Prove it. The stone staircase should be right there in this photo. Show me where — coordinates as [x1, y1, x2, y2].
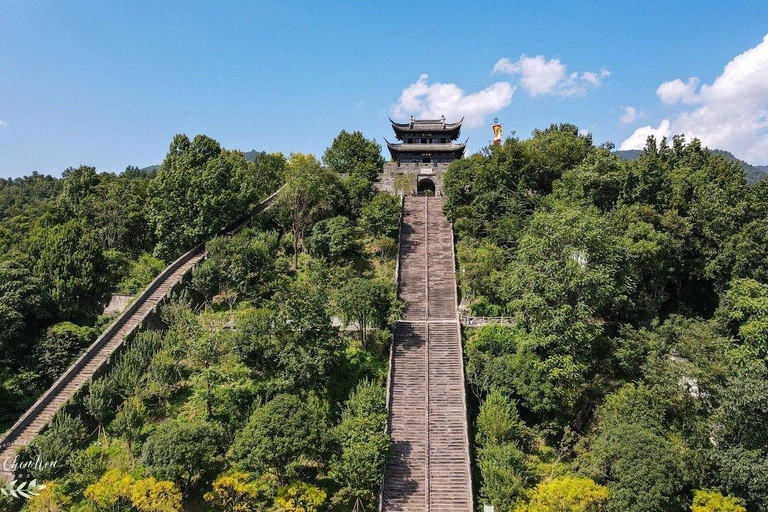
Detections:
[381, 196, 473, 511]
[0, 249, 203, 482]
[0, 190, 281, 482]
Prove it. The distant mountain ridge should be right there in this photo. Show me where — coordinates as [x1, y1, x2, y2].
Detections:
[134, 149, 265, 176]
[615, 149, 768, 185]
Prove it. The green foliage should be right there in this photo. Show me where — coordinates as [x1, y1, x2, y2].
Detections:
[342, 174, 375, 217]
[322, 130, 385, 179]
[457, 239, 505, 303]
[56, 165, 156, 257]
[193, 229, 282, 304]
[230, 394, 327, 485]
[577, 384, 693, 512]
[38, 321, 98, 382]
[476, 391, 531, 449]
[0, 258, 49, 353]
[84, 378, 114, 434]
[329, 381, 389, 508]
[691, 490, 746, 512]
[117, 253, 165, 294]
[148, 134, 281, 259]
[29, 412, 88, 480]
[523, 123, 594, 194]
[29, 219, 111, 322]
[306, 215, 362, 264]
[336, 277, 394, 347]
[709, 363, 768, 509]
[716, 278, 768, 358]
[141, 418, 224, 491]
[360, 193, 401, 239]
[275, 153, 342, 269]
[479, 442, 536, 510]
[0, 172, 62, 231]
[517, 477, 609, 512]
[270, 279, 345, 391]
[495, 202, 631, 418]
[476, 390, 537, 510]
[110, 396, 147, 452]
[274, 481, 327, 512]
[204, 471, 274, 512]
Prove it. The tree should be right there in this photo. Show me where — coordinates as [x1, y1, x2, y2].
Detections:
[343, 174, 375, 217]
[306, 216, 362, 264]
[274, 482, 327, 512]
[496, 203, 630, 418]
[323, 130, 385, 180]
[141, 418, 223, 492]
[518, 477, 609, 512]
[577, 385, 692, 512]
[275, 153, 341, 270]
[84, 468, 135, 509]
[336, 278, 392, 347]
[716, 278, 768, 359]
[85, 469, 183, 512]
[478, 442, 535, 510]
[185, 327, 235, 419]
[691, 490, 745, 512]
[475, 391, 536, 510]
[117, 253, 165, 294]
[271, 280, 344, 391]
[129, 477, 184, 512]
[110, 396, 147, 454]
[195, 229, 282, 302]
[38, 322, 98, 382]
[476, 391, 531, 449]
[30, 412, 87, 480]
[84, 378, 114, 438]
[230, 394, 327, 485]
[29, 219, 111, 322]
[522, 123, 594, 194]
[204, 471, 274, 512]
[710, 363, 768, 509]
[148, 134, 277, 260]
[0, 258, 49, 354]
[329, 381, 390, 508]
[360, 193, 401, 239]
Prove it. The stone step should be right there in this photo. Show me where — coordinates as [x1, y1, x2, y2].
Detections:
[382, 196, 472, 511]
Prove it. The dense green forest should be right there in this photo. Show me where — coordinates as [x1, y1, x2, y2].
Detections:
[3, 124, 768, 511]
[0, 131, 401, 511]
[446, 125, 768, 511]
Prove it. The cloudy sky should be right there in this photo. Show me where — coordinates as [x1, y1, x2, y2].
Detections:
[2, 1, 768, 178]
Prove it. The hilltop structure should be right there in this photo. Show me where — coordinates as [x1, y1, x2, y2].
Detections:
[377, 116, 466, 195]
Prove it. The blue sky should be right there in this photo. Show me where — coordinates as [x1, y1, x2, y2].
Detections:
[2, 1, 768, 178]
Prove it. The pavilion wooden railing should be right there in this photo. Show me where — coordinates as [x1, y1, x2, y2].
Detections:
[459, 314, 515, 327]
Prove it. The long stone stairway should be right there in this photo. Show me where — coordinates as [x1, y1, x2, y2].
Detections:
[0, 190, 280, 483]
[381, 196, 473, 511]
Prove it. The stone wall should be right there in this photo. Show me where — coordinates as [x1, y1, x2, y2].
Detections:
[376, 162, 450, 195]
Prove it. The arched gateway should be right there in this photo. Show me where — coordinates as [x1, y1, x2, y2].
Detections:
[417, 177, 436, 195]
[376, 115, 467, 196]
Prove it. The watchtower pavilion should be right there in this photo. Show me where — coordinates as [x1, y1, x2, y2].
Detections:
[377, 115, 467, 195]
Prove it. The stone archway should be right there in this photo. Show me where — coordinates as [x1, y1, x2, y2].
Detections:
[417, 177, 436, 196]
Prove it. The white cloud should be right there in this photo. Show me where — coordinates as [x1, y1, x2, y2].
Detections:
[0, 120, 6, 127]
[391, 74, 515, 128]
[493, 55, 609, 97]
[656, 78, 701, 105]
[619, 120, 671, 150]
[620, 106, 644, 124]
[623, 34, 768, 162]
